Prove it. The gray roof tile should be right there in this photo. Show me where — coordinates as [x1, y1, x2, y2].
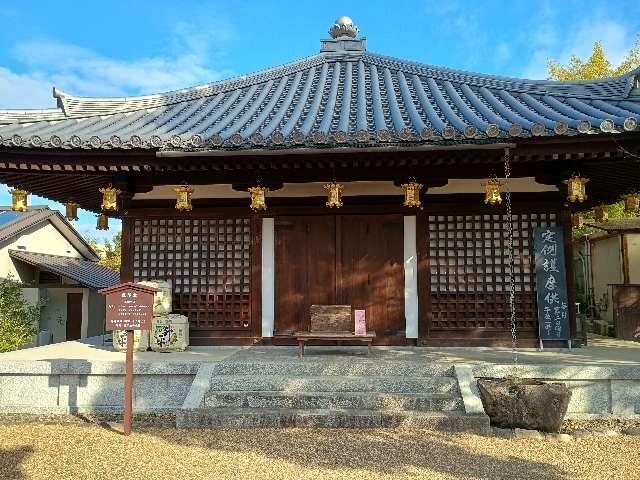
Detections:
[9, 250, 119, 289]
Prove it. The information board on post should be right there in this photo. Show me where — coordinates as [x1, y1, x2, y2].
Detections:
[533, 226, 570, 343]
[99, 282, 157, 435]
[103, 285, 155, 331]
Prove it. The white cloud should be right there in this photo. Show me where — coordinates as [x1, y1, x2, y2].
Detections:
[0, 67, 53, 108]
[0, 20, 235, 109]
[521, 10, 636, 79]
[495, 43, 512, 64]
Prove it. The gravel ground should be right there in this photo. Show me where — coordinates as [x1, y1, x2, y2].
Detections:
[0, 424, 638, 480]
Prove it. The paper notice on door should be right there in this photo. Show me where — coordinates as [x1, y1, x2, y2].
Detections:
[354, 309, 366, 336]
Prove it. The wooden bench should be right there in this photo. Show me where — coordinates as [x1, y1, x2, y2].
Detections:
[295, 305, 376, 358]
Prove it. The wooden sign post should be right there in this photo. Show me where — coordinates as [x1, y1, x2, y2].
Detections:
[99, 282, 156, 435]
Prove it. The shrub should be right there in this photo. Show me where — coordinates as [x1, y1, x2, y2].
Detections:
[0, 277, 43, 352]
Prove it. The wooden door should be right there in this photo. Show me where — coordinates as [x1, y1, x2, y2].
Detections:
[66, 293, 83, 340]
[274, 214, 405, 341]
[338, 215, 405, 337]
[274, 216, 336, 334]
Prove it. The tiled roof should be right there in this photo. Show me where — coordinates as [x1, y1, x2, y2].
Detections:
[0, 207, 99, 260]
[0, 35, 638, 152]
[0, 208, 57, 243]
[9, 250, 120, 289]
[585, 218, 640, 232]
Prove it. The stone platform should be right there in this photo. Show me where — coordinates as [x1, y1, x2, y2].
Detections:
[176, 348, 488, 430]
[0, 336, 638, 428]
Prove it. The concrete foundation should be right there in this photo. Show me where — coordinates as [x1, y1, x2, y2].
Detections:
[0, 338, 638, 426]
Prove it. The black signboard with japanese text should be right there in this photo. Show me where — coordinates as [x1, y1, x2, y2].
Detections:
[533, 226, 570, 341]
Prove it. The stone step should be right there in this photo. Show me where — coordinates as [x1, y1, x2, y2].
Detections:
[177, 407, 489, 431]
[203, 391, 463, 411]
[207, 375, 459, 394]
[210, 361, 454, 377]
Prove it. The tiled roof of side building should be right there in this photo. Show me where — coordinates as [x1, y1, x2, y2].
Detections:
[8, 250, 120, 289]
[0, 207, 99, 260]
[0, 18, 638, 151]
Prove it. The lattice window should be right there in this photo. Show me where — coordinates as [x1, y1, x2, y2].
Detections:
[427, 213, 557, 332]
[132, 218, 251, 331]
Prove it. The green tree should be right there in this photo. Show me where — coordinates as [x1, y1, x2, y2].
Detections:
[90, 231, 122, 272]
[548, 41, 640, 238]
[547, 40, 640, 80]
[572, 201, 638, 239]
[0, 278, 43, 352]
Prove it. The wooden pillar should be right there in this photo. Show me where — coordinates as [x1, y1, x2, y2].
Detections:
[416, 211, 431, 344]
[120, 214, 134, 283]
[621, 234, 630, 285]
[560, 210, 578, 340]
[250, 214, 263, 340]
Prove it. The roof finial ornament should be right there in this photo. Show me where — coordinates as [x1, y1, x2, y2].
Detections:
[329, 16, 358, 38]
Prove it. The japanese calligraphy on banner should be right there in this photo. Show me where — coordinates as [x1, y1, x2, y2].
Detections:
[533, 227, 570, 341]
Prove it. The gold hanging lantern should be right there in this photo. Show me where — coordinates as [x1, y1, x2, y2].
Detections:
[572, 213, 584, 228]
[64, 201, 79, 221]
[96, 214, 109, 231]
[623, 193, 639, 214]
[10, 188, 28, 212]
[401, 180, 423, 208]
[174, 184, 194, 211]
[248, 186, 269, 212]
[323, 182, 344, 208]
[594, 205, 609, 223]
[99, 185, 121, 212]
[562, 174, 589, 203]
[483, 178, 503, 205]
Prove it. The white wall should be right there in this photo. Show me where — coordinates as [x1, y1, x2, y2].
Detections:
[0, 222, 82, 282]
[627, 233, 640, 284]
[404, 216, 418, 338]
[133, 178, 557, 200]
[591, 236, 624, 324]
[39, 287, 88, 343]
[261, 218, 275, 337]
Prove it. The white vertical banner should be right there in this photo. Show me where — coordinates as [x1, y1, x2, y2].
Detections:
[404, 216, 419, 338]
[261, 218, 275, 337]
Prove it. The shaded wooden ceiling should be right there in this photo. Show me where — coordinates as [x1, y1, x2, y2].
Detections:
[0, 133, 638, 215]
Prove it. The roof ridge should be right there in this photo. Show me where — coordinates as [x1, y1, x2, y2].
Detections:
[363, 51, 633, 99]
[51, 53, 329, 118]
[8, 249, 120, 289]
[3, 48, 635, 126]
[9, 249, 98, 263]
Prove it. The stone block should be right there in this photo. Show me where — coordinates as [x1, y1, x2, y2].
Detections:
[0, 375, 59, 408]
[73, 375, 125, 409]
[611, 380, 640, 416]
[546, 433, 573, 442]
[133, 374, 193, 410]
[563, 380, 610, 414]
[513, 428, 544, 439]
[492, 427, 514, 438]
[478, 377, 571, 432]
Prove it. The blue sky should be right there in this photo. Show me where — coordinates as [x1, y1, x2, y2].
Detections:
[0, 0, 639, 240]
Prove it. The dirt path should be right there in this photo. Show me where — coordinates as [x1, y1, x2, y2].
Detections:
[0, 424, 638, 479]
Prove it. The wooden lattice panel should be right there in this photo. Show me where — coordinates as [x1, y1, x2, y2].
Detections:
[427, 213, 557, 332]
[132, 218, 251, 331]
